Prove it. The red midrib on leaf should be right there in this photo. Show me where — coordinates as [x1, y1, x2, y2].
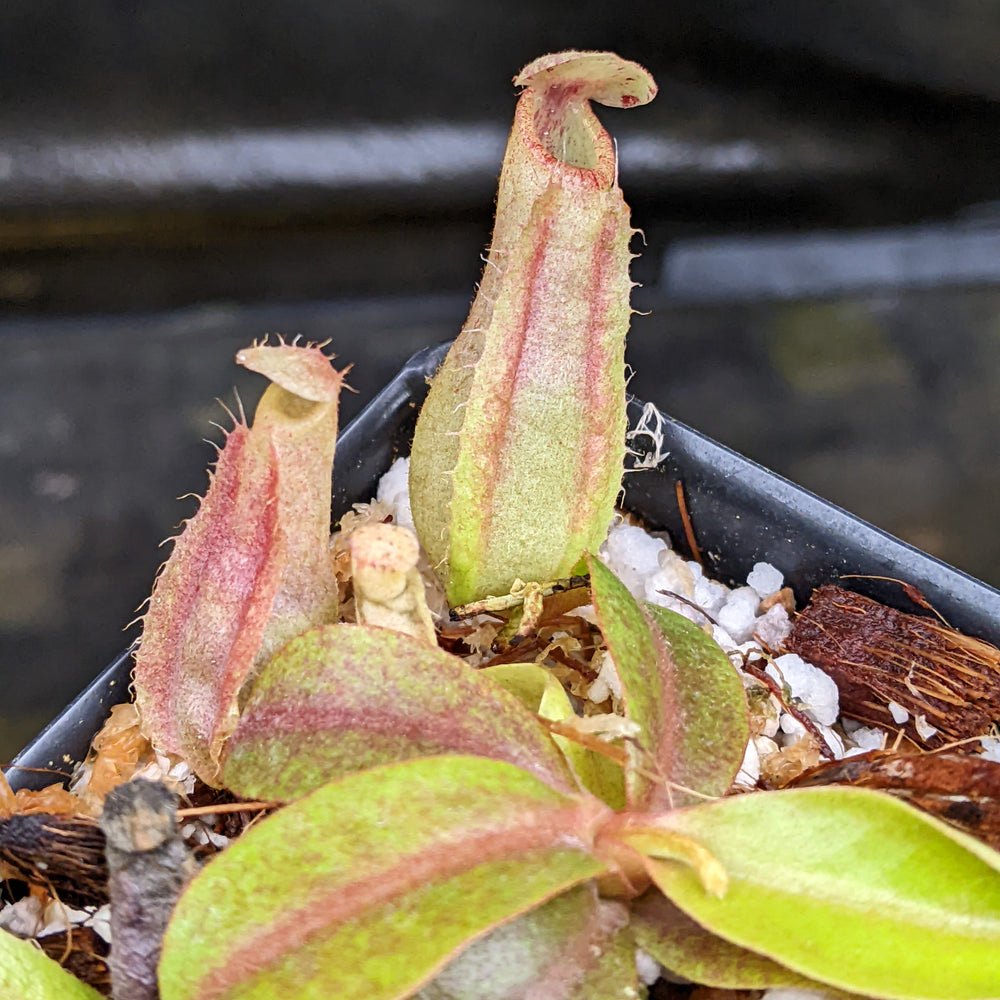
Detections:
[633, 608, 679, 812]
[191, 803, 603, 999]
[231, 693, 574, 792]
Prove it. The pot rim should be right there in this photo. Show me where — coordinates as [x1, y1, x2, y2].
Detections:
[9, 341, 998, 790]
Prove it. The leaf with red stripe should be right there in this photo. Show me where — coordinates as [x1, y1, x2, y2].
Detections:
[134, 343, 344, 784]
[159, 755, 611, 1000]
[222, 624, 579, 801]
[587, 555, 749, 810]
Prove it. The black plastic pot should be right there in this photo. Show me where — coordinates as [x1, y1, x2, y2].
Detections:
[9, 341, 1000, 791]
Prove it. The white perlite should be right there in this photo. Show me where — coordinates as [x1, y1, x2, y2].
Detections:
[888, 700, 910, 724]
[716, 586, 761, 644]
[692, 568, 729, 617]
[914, 714, 939, 741]
[711, 623, 740, 654]
[634, 948, 662, 986]
[599, 522, 669, 599]
[376, 456, 415, 534]
[819, 724, 845, 758]
[644, 549, 697, 610]
[767, 653, 840, 727]
[747, 560, 784, 598]
[753, 603, 792, 648]
[846, 726, 886, 754]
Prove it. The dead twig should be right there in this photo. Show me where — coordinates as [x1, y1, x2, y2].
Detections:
[100, 782, 197, 1000]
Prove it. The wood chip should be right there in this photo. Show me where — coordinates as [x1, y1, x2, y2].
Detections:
[0, 813, 108, 908]
[759, 586, 795, 614]
[785, 585, 1000, 746]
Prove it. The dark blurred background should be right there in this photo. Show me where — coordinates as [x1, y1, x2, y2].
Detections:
[4, 1, 1000, 759]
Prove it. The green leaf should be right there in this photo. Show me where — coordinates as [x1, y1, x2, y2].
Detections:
[414, 884, 636, 1000]
[631, 890, 828, 989]
[587, 555, 749, 811]
[160, 755, 611, 1000]
[0, 929, 103, 1000]
[223, 624, 577, 800]
[641, 786, 1000, 999]
[481, 662, 625, 809]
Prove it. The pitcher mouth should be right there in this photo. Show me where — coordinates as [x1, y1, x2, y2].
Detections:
[513, 50, 657, 189]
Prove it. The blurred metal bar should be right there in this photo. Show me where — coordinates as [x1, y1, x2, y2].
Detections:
[0, 123, 869, 213]
[0, 124, 506, 208]
[662, 222, 1000, 303]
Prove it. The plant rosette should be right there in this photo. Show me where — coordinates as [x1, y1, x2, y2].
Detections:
[3, 50, 1000, 1000]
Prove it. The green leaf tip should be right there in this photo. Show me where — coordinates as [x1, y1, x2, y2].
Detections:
[409, 52, 656, 607]
[642, 785, 1000, 1000]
